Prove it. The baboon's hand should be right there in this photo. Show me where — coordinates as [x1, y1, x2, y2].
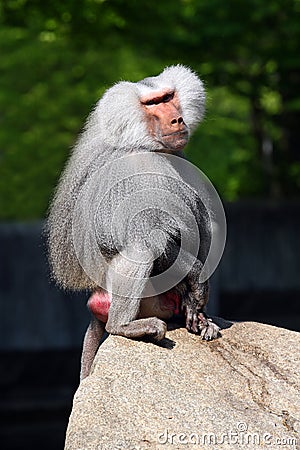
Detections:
[185, 307, 220, 340]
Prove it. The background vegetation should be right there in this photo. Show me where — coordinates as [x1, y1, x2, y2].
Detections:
[0, 0, 299, 219]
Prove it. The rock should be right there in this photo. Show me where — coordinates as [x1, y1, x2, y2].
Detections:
[65, 322, 300, 450]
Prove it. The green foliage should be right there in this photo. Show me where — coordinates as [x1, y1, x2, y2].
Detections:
[0, 0, 299, 219]
[187, 87, 263, 201]
[0, 27, 95, 219]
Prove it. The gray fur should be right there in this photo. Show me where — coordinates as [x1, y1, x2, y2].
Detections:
[47, 65, 205, 290]
[47, 65, 220, 354]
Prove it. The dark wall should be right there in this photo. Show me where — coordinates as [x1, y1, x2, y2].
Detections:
[218, 201, 300, 329]
[0, 201, 299, 450]
[0, 222, 89, 351]
[0, 201, 300, 352]
[221, 201, 300, 292]
[0, 222, 90, 449]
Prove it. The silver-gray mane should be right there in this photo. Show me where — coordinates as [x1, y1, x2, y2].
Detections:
[47, 65, 206, 290]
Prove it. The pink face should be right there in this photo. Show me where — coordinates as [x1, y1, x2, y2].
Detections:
[141, 90, 189, 151]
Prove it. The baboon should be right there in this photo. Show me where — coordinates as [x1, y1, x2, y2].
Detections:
[47, 65, 222, 379]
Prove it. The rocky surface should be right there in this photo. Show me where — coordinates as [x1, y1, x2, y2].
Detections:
[65, 321, 300, 449]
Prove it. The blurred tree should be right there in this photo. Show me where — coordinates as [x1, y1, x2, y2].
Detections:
[0, 0, 299, 219]
[0, 0, 156, 219]
[111, 0, 300, 197]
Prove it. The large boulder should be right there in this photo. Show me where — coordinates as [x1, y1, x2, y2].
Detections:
[65, 322, 300, 449]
